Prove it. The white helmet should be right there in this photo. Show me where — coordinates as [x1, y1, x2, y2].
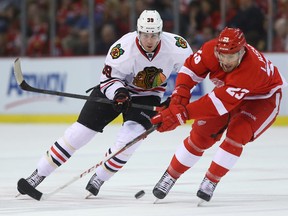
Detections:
[137, 10, 163, 33]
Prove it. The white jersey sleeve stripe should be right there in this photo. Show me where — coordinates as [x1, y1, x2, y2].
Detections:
[208, 91, 228, 115]
[179, 66, 205, 83]
[100, 79, 125, 100]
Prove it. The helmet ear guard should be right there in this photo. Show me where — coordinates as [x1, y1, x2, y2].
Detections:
[137, 10, 163, 34]
[215, 27, 247, 54]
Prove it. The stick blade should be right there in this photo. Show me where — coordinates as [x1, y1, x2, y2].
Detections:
[13, 58, 24, 85]
[17, 178, 43, 201]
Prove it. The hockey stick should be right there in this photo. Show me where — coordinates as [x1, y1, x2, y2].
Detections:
[17, 124, 158, 201]
[13, 58, 159, 112]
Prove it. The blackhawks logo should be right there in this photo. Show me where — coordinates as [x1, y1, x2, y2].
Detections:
[133, 66, 166, 89]
[174, 36, 187, 48]
[110, 43, 125, 59]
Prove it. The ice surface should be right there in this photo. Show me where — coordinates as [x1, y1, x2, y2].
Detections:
[0, 124, 288, 216]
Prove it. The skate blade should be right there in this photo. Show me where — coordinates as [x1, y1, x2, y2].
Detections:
[153, 198, 159, 204]
[15, 193, 21, 198]
[85, 193, 93, 199]
[197, 199, 206, 207]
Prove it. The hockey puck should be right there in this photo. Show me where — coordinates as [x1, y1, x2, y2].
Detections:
[135, 190, 145, 199]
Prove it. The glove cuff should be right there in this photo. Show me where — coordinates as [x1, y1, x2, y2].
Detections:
[171, 85, 191, 106]
[114, 87, 130, 99]
[172, 85, 191, 98]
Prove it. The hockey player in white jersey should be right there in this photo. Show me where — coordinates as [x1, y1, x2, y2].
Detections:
[17, 10, 193, 198]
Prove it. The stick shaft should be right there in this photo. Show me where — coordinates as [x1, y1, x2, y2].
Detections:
[13, 58, 159, 111]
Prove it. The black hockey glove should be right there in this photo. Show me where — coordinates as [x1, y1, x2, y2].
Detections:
[158, 97, 171, 111]
[112, 87, 131, 113]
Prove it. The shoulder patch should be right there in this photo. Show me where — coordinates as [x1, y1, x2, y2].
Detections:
[110, 43, 125, 59]
[174, 36, 187, 49]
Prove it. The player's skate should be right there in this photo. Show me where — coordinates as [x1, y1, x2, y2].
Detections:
[17, 169, 45, 196]
[152, 170, 176, 202]
[85, 173, 104, 198]
[196, 177, 218, 206]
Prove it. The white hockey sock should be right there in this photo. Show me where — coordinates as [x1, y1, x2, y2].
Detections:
[95, 121, 145, 181]
[37, 122, 97, 176]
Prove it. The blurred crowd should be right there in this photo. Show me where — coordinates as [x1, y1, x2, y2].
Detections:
[0, 0, 287, 57]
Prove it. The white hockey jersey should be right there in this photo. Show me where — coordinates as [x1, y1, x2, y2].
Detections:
[99, 31, 193, 100]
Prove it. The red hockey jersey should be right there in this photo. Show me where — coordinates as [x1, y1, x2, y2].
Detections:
[176, 39, 287, 119]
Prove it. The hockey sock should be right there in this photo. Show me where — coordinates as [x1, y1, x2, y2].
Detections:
[168, 137, 203, 179]
[206, 138, 243, 182]
[95, 121, 145, 181]
[37, 122, 96, 176]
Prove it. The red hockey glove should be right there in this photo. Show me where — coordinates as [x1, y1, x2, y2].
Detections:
[170, 85, 191, 106]
[112, 87, 131, 113]
[151, 105, 188, 132]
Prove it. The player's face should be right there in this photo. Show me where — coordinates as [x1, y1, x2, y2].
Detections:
[216, 51, 243, 72]
[138, 32, 160, 52]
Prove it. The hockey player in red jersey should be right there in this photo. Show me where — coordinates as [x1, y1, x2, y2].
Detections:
[16, 10, 192, 199]
[151, 27, 287, 203]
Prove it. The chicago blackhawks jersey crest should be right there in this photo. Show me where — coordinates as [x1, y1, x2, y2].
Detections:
[132, 66, 166, 89]
[99, 31, 193, 100]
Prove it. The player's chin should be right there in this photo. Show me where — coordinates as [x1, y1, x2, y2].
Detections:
[145, 46, 155, 52]
[222, 65, 235, 73]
